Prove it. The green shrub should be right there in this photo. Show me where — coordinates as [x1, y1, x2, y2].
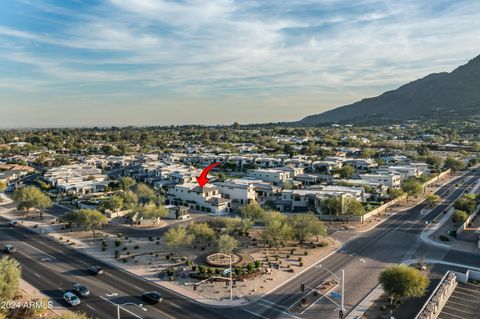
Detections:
[247, 263, 255, 272]
[452, 210, 469, 223]
[115, 240, 122, 247]
[198, 265, 206, 274]
[255, 260, 262, 268]
[114, 250, 120, 259]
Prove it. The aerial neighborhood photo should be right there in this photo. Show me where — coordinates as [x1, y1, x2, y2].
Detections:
[1, 1, 480, 319]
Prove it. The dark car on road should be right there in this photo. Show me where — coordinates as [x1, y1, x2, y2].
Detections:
[142, 291, 163, 304]
[4, 245, 16, 254]
[87, 265, 103, 275]
[8, 220, 18, 227]
[72, 283, 90, 297]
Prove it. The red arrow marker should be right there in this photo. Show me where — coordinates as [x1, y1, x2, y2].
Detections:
[196, 162, 221, 188]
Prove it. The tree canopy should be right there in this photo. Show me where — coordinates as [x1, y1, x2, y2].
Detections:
[0, 256, 21, 302]
[337, 165, 355, 179]
[239, 201, 265, 221]
[444, 156, 466, 172]
[164, 226, 193, 254]
[262, 211, 292, 247]
[217, 234, 239, 255]
[13, 186, 52, 216]
[401, 178, 423, 198]
[379, 264, 429, 304]
[61, 209, 108, 238]
[288, 214, 326, 244]
[134, 183, 155, 204]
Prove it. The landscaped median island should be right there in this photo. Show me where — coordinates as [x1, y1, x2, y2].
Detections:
[50, 213, 340, 303]
[0, 200, 339, 304]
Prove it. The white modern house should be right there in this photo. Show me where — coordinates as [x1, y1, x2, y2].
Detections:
[247, 167, 302, 185]
[214, 179, 256, 205]
[276, 185, 364, 214]
[358, 173, 402, 188]
[167, 183, 231, 214]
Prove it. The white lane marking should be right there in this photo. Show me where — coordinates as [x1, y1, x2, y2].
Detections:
[23, 242, 56, 260]
[100, 296, 145, 319]
[132, 285, 143, 291]
[241, 308, 271, 319]
[360, 258, 366, 263]
[86, 305, 96, 311]
[256, 300, 303, 318]
[257, 298, 288, 310]
[34, 273, 41, 278]
[41, 258, 51, 261]
[105, 293, 119, 297]
[58, 288, 65, 293]
[170, 302, 181, 309]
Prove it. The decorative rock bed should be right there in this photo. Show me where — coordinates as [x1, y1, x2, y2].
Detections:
[205, 252, 241, 267]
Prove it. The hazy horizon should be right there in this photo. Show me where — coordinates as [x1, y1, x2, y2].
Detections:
[2, 0, 480, 128]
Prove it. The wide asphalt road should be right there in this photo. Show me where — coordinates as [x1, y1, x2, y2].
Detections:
[0, 213, 260, 319]
[241, 169, 480, 319]
[1, 170, 478, 319]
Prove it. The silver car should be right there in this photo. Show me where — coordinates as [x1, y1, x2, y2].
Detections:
[63, 292, 81, 306]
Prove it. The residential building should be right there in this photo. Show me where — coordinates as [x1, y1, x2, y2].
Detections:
[358, 173, 402, 188]
[167, 183, 231, 214]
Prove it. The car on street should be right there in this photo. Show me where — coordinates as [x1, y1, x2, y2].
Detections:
[87, 265, 103, 275]
[4, 245, 16, 254]
[63, 292, 81, 306]
[72, 283, 90, 297]
[142, 291, 163, 304]
[8, 220, 18, 227]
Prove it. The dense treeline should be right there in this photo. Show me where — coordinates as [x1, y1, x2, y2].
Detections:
[0, 121, 479, 158]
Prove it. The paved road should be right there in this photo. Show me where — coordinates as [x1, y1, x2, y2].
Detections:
[0, 216, 259, 319]
[1, 170, 478, 319]
[241, 170, 480, 319]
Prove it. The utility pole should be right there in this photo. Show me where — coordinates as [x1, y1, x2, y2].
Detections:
[341, 269, 345, 316]
[229, 254, 233, 301]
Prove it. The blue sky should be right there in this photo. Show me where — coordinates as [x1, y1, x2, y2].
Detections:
[1, 0, 480, 127]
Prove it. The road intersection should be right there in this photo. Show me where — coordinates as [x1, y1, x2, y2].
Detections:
[0, 170, 479, 319]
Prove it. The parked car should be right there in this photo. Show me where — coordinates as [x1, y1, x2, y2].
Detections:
[72, 283, 90, 297]
[4, 245, 16, 254]
[8, 220, 18, 227]
[87, 265, 103, 275]
[142, 291, 163, 304]
[5, 186, 15, 193]
[63, 292, 81, 306]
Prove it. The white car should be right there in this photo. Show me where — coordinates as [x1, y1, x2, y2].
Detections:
[63, 292, 81, 306]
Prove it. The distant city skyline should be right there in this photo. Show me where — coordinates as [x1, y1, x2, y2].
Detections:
[1, 0, 480, 128]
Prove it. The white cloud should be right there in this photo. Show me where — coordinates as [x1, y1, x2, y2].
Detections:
[1, 0, 480, 125]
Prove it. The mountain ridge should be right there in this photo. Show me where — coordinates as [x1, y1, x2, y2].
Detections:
[298, 55, 480, 125]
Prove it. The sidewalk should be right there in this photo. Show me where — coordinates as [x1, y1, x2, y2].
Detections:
[420, 175, 480, 253]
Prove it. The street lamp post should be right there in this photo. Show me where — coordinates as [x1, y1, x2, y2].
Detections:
[229, 254, 233, 301]
[316, 265, 345, 317]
